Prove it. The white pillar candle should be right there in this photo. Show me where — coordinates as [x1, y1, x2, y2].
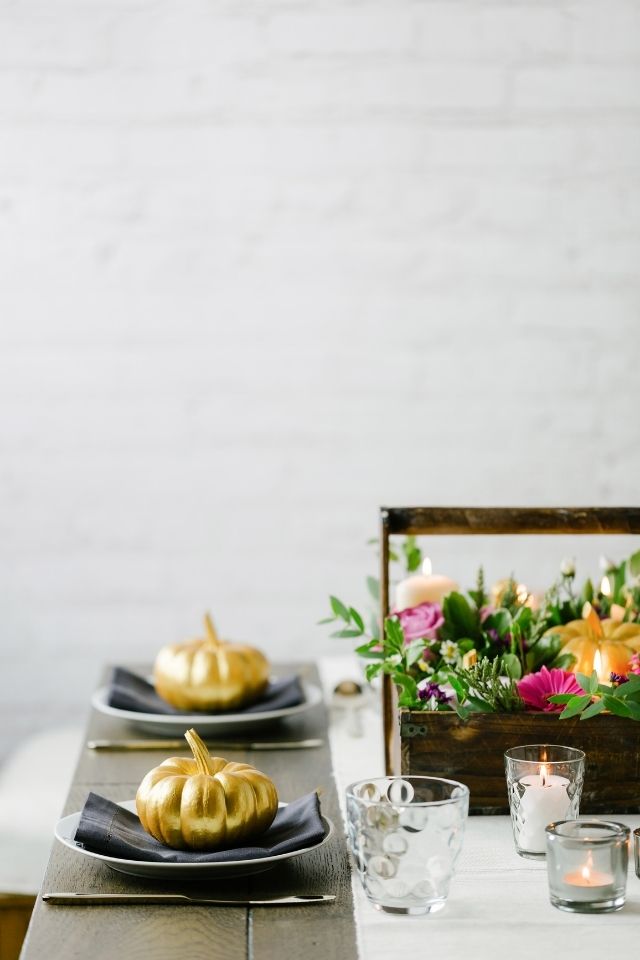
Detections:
[395, 558, 458, 611]
[517, 766, 570, 854]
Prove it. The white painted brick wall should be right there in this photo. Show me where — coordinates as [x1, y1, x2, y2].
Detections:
[0, 0, 639, 758]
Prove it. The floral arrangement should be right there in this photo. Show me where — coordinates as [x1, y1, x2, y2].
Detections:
[321, 540, 640, 721]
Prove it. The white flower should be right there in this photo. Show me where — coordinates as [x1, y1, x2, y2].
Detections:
[387, 654, 402, 667]
[439, 640, 459, 665]
[560, 557, 576, 577]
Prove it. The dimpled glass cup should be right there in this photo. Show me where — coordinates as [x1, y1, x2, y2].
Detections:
[346, 776, 469, 916]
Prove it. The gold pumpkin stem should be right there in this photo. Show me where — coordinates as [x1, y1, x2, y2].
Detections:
[204, 612, 220, 647]
[185, 728, 215, 775]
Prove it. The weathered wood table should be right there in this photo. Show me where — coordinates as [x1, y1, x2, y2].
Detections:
[20, 663, 357, 960]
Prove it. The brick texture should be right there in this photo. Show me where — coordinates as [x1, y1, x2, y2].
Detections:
[0, 0, 639, 758]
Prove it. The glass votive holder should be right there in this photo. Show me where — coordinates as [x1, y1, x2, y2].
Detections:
[504, 744, 585, 859]
[545, 820, 629, 913]
[634, 827, 640, 879]
[345, 776, 469, 916]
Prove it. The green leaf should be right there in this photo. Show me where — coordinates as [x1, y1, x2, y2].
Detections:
[405, 639, 427, 667]
[366, 576, 380, 601]
[330, 628, 363, 639]
[547, 693, 576, 704]
[550, 652, 577, 672]
[365, 662, 383, 682]
[501, 653, 522, 680]
[349, 607, 365, 632]
[329, 596, 350, 622]
[355, 642, 383, 658]
[385, 617, 405, 651]
[581, 578, 594, 605]
[559, 694, 592, 719]
[576, 672, 598, 695]
[448, 675, 468, 703]
[485, 609, 512, 638]
[579, 698, 606, 720]
[629, 549, 640, 578]
[443, 592, 481, 641]
[466, 695, 495, 713]
[317, 616, 336, 625]
[601, 695, 633, 718]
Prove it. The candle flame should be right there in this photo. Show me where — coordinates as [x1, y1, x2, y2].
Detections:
[594, 649, 604, 682]
[600, 575, 612, 598]
[540, 764, 548, 787]
[422, 556, 433, 577]
[581, 851, 595, 882]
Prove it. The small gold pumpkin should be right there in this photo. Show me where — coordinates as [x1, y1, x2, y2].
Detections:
[136, 728, 279, 850]
[154, 614, 270, 711]
[545, 604, 640, 679]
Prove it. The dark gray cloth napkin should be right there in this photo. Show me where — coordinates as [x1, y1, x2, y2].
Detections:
[107, 667, 305, 715]
[75, 792, 325, 863]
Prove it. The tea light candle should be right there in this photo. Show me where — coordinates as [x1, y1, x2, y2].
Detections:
[395, 558, 458, 611]
[563, 853, 615, 901]
[546, 820, 629, 913]
[517, 765, 570, 855]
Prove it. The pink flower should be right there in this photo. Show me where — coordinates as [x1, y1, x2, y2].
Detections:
[628, 653, 640, 676]
[517, 667, 582, 712]
[397, 602, 444, 643]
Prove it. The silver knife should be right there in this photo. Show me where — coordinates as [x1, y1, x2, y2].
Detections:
[86, 738, 324, 751]
[43, 892, 335, 907]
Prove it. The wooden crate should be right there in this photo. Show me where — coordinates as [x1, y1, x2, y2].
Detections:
[400, 711, 640, 815]
[379, 507, 640, 812]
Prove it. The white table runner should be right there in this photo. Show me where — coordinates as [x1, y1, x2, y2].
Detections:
[320, 656, 640, 960]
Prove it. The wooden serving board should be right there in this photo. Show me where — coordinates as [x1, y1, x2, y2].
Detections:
[20, 663, 357, 960]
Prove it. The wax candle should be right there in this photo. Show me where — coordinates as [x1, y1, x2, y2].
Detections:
[563, 853, 615, 901]
[395, 558, 458, 611]
[517, 765, 570, 855]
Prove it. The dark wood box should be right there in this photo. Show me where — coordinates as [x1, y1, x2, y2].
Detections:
[400, 710, 640, 814]
[380, 507, 640, 813]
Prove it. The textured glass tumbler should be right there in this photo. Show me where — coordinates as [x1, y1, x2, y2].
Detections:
[634, 827, 640, 880]
[346, 776, 469, 916]
[546, 820, 629, 913]
[504, 745, 585, 859]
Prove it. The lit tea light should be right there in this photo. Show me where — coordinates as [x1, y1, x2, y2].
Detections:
[564, 852, 614, 890]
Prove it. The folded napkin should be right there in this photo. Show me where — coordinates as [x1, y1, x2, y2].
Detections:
[107, 667, 305, 715]
[75, 792, 325, 863]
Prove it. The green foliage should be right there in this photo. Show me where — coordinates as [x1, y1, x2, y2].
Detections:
[452, 657, 524, 713]
[319, 544, 640, 718]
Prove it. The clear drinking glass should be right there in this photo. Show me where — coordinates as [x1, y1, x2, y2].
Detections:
[546, 820, 629, 913]
[633, 827, 640, 880]
[345, 776, 469, 916]
[504, 744, 585, 859]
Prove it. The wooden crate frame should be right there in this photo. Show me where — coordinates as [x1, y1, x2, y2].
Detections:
[380, 506, 640, 777]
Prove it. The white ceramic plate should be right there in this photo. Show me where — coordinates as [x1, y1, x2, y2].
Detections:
[54, 800, 334, 879]
[91, 681, 323, 736]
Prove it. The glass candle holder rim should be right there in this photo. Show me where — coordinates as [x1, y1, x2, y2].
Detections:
[504, 744, 586, 766]
[546, 819, 630, 844]
[346, 775, 470, 808]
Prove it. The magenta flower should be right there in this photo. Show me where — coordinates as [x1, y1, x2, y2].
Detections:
[628, 653, 640, 676]
[517, 667, 582, 713]
[397, 602, 444, 643]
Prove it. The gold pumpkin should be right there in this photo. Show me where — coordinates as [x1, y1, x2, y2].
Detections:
[545, 605, 640, 679]
[136, 728, 279, 850]
[154, 613, 270, 711]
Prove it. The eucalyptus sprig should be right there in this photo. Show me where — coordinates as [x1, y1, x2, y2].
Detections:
[449, 657, 524, 717]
